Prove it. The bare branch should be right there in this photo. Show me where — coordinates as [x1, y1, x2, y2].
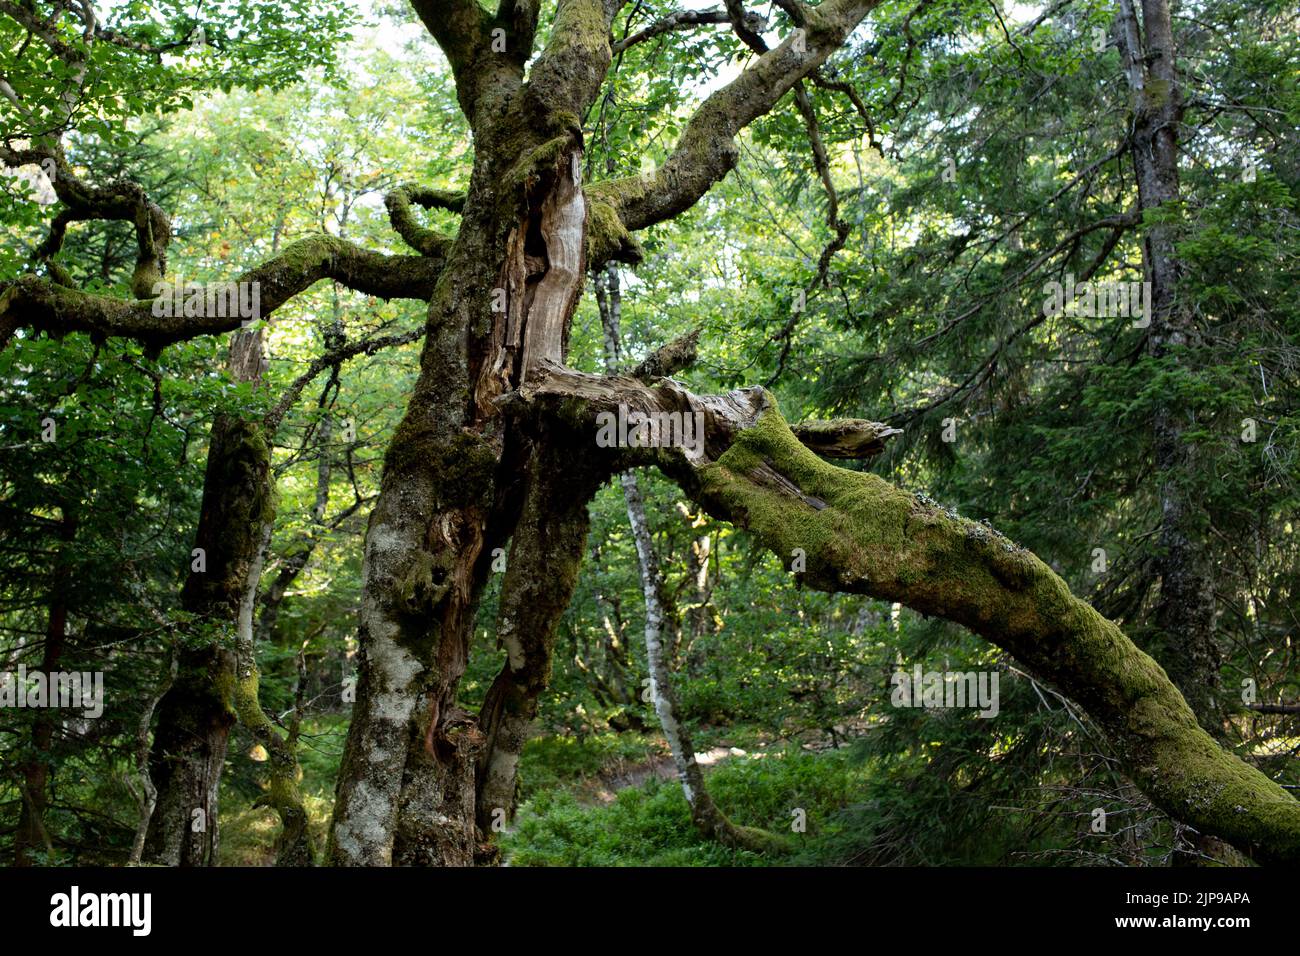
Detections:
[264, 327, 427, 432]
[611, 9, 730, 54]
[630, 327, 701, 379]
[1248, 703, 1300, 716]
[790, 418, 901, 458]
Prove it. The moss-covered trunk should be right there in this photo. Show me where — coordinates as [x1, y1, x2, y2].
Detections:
[145, 330, 310, 865]
[143, 402, 270, 864]
[327, 94, 593, 862]
[326, 187, 506, 867]
[143, 642, 236, 866]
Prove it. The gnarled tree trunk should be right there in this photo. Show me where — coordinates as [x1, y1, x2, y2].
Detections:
[145, 329, 312, 866]
[322, 0, 1298, 867]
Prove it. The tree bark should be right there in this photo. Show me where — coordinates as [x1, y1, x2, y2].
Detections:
[143, 405, 261, 864]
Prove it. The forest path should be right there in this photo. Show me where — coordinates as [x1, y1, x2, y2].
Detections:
[496, 745, 749, 865]
[580, 745, 744, 804]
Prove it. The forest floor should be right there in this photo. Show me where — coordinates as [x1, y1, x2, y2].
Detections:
[219, 720, 869, 866]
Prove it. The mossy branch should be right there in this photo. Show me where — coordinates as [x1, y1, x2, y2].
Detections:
[524, 0, 616, 118]
[516, 365, 1300, 864]
[385, 184, 461, 257]
[2, 145, 170, 298]
[0, 237, 445, 353]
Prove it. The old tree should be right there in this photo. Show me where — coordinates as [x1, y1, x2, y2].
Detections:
[2, 0, 1298, 866]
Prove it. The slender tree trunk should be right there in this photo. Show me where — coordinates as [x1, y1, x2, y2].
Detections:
[578, 592, 641, 719]
[13, 507, 76, 865]
[127, 649, 175, 865]
[1116, 0, 1220, 727]
[230, 520, 316, 865]
[595, 265, 783, 853]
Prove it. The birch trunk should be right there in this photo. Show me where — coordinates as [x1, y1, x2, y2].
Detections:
[595, 265, 784, 853]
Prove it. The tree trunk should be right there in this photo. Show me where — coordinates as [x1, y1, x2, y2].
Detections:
[623, 469, 786, 852]
[329, 127, 593, 864]
[475, 440, 601, 835]
[145, 329, 311, 865]
[142, 644, 235, 866]
[13, 507, 76, 865]
[126, 650, 174, 865]
[229, 519, 316, 865]
[1116, 0, 1220, 727]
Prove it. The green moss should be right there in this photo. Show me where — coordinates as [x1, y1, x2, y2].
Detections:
[385, 419, 497, 506]
[131, 261, 163, 299]
[586, 199, 643, 264]
[504, 134, 571, 196]
[220, 664, 315, 861]
[396, 548, 445, 615]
